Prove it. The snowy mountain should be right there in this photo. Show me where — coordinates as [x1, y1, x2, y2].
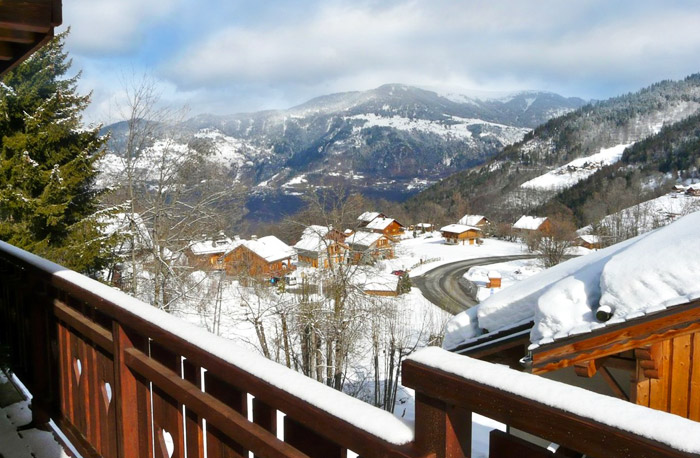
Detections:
[100, 84, 585, 222]
[410, 74, 700, 223]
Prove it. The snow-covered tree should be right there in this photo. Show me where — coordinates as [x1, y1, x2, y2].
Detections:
[0, 31, 111, 274]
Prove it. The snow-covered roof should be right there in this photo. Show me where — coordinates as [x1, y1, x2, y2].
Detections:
[365, 217, 401, 231]
[458, 215, 487, 226]
[440, 224, 481, 234]
[444, 211, 700, 351]
[364, 274, 399, 292]
[190, 237, 237, 256]
[357, 211, 382, 222]
[487, 271, 501, 279]
[346, 231, 385, 248]
[294, 226, 335, 253]
[415, 223, 433, 228]
[513, 216, 548, 230]
[243, 236, 295, 263]
[578, 234, 600, 244]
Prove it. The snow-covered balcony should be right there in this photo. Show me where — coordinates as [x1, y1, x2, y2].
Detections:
[1, 240, 699, 458]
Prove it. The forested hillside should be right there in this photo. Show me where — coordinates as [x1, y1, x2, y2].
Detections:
[408, 74, 700, 224]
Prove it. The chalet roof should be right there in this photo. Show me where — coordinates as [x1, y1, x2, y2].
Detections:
[366, 217, 402, 231]
[190, 236, 238, 256]
[243, 236, 295, 263]
[513, 216, 548, 230]
[440, 224, 481, 234]
[415, 223, 433, 228]
[357, 211, 382, 223]
[346, 231, 385, 248]
[487, 271, 501, 279]
[458, 215, 487, 226]
[443, 211, 700, 352]
[0, 0, 62, 77]
[294, 226, 342, 253]
[578, 234, 601, 244]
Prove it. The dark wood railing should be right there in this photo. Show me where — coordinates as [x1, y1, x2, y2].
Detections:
[1, 240, 699, 458]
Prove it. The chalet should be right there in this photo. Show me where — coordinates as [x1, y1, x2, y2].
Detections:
[345, 231, 394, 264]
[294, 225, 348, 268]
[414, 223, 434, 232]
[577, 234, 602, 250]
[672, 184, 688, 193]
[223, 235, 295, 280]
[458, 214, 490, 228]
[440, 223, 481, 245]
[186, 233, 238, 270]
[356, 211, 386, 228]
[444, 212, 700, 425]
[364, 217, 404, 238]
[686, 185, 700, 197]
[513, 215, 551, 234]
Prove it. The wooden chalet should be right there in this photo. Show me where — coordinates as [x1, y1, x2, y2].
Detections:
[186, 234, 238, 270]
[686, 185, 700, 197]
[346, 231, 394, 264]
[458, 214, 490, 228]
[446, 214, 700, 429]
[440, 223, 481, 245]
[413, 222, 434, 232]
[294, 225, 348, 268]
[223, 235, 295, 280]
[577, 234, 602, 250]
[513, 215, 551, 234]
[363, 274, 399, 297]
[356, 211, 385, 228]
[364, 216, 404, 238]
[487, 271, 501, 288]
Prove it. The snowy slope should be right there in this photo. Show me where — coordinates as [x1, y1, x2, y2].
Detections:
[520, 143, 632, 191]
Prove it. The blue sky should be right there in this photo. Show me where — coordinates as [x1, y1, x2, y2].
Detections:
[59, 0, 700, 124]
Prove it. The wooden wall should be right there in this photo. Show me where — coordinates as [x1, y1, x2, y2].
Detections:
[633, 331, 700, 421]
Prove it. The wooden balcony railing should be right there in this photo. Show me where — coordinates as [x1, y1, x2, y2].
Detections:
[1, 240, 699, 458]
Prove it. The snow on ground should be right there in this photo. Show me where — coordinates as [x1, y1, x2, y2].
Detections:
[464, 259, 543, 302]
[600, 192, 700, 236]
[384, 232, 527, 277]
[520, 143, 632, 191]
[345, 114, 529, 145]
[0, 372, 70, 458]
[444, 210, 700, 351]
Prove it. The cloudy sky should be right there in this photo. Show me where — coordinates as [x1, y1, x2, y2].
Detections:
[60, 0, 700, 124]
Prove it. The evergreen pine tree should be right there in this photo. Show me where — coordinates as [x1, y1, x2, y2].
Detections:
[0, 31, 111, 275]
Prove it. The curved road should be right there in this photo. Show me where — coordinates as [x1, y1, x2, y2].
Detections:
[412, 255, 538, 315]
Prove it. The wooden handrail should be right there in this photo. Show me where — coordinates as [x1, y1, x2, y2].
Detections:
[1, 240, 699, 458]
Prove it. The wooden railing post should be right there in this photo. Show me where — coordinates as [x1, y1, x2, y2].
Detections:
[27, 276, 53, 427]
[414, 392, 471, 458]
[113, 322, 152, 458]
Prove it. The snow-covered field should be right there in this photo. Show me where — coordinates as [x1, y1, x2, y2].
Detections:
[599, 192, 700, 235]
[520, 143, 632, 191]
[381, 232, 527, 277]
[464, 259, 543, 302]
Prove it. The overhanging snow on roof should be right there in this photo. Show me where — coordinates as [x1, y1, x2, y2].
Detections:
[444, 211, 700, 352]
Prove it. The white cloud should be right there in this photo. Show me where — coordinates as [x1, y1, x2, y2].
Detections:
[63, 0, 180, 54]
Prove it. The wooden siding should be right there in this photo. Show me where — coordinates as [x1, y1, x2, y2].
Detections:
[223, 245, 292, 279]
[442, 229, 480, 245]
[634, 331, 700, 421]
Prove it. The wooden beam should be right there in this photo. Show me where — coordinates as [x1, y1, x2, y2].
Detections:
[0, 1, 56, 33]
[0, 42, 13, 60]
[599, 367, 629, 401]
[532, 300, 700, 374]
[53, 299, 113, 353]
[574, 358, 603, 378]
[0, 28, 35, 43]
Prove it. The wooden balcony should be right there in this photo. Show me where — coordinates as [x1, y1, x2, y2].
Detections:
[0, 240, 699, 458]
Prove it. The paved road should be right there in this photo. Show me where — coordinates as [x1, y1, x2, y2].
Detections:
[412, 255, 538, 315]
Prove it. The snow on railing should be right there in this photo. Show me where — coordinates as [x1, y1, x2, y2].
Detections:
[0, 241, 414, 448]
[405, 347, 700, 457]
